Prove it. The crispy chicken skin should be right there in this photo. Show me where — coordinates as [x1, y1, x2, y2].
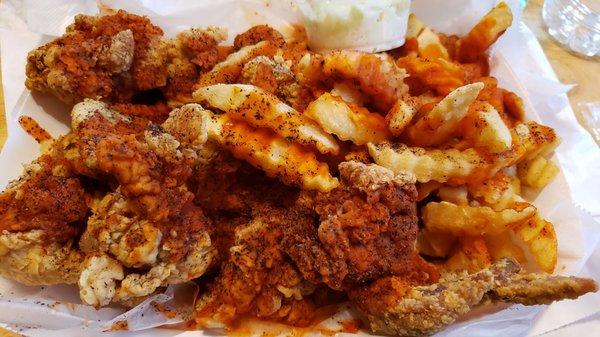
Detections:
[75, 102, 217, 307]
[350, 258, 598, 337]
[0, 135, 89, 285]
[0, 100, 217, 307]
[284, 162, 437, 290]
[195, 208, 319, 328]
[26, 10, 164, 104]
[25, 10, 226, 115]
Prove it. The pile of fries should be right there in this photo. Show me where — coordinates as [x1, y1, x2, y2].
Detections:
[190, 2, 559, 274]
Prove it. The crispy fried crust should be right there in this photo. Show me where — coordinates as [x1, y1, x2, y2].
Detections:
[26, 10, 164, 104]
[283, 162, 434, 290]
[351, 258, 597, 337]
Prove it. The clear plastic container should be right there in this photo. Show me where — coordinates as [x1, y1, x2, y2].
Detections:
[542, 0, 600, 57]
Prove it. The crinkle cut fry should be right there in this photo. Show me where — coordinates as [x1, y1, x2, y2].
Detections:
[304, 92, 391, 146]
[367, 142, 494, 185]
[403, 82, 484, 147]
[198, 107, 339, 192]
[196, 41, 278, 87]
[457, 2, 513, 62]
[323, 50, 408, 111]
[193, 84, 339, 154]
[422, 201, 536, 236]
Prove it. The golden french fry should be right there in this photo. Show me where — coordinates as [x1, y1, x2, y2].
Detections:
[404, 82, 484, 147]
[406, 14, 425, 40]
[396, 56, 465, 96]
[503, 91, 526, 121]
[467, 171, 521, 210]
[514, 121, 561, 161]
[196, 41, 278, 87]
[417, 229, 457, 258]
[457, 2, 513, 62]
[485, 231, 527, 264]
[422, 201, 536, 236]
[517, 155, 559, 189]
[304, 92, 391, 145]
[331, 82, 367, 106]
[443, 236, 492, 272]
[194, 84, 339, 155]
[367, 142, 492, 185]
[199, 108, 339, 192]
[323, 50, 408, 111]
[463, 103, 512, 153]
[510, 213, 558, 273]
[437, 185, 469, 205]
[417, 27, 450, 60]
[386, 99, 418, 136]
[296, 52, 325, 86]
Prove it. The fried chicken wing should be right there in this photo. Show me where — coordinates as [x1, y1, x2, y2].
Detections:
[351, 257, 598, 337]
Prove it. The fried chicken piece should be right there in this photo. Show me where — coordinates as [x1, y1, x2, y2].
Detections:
[351, 257, 597, 337]
[70, 104, 216, 307]
[79, 190, 214, 307]
[26, 10, 226, 117]
[161, 27, 227, 106]
[241, 55, 314, 111]
[233, 25, 285, 50]
[70, 99, 150, 176]
[0, 135, 89, 285]
[110, 102, 171, 123]
[26, 10, 164, 104]
[195, 207, 319, 328]
[283, 161, 437, 290]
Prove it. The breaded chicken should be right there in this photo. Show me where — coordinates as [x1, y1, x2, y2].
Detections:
[0, 100, 217, 308]
[284, 161, 437, 290]
[74, 102, 217, 307]
[195, 207, 319, 328]
[0, 135, 89, 285]
[350, 257, 598, 337]
[26, 10, 164, 105]
[25, 11, 226, 118]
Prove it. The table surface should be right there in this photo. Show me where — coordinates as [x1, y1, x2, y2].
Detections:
[0, 0, 598, 150]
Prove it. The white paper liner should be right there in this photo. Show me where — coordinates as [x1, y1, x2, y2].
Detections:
[1, 0, 599, 336]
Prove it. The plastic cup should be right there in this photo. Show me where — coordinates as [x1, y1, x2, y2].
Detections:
[297, 0, 411, 53]
[542, 0, 600, 57]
